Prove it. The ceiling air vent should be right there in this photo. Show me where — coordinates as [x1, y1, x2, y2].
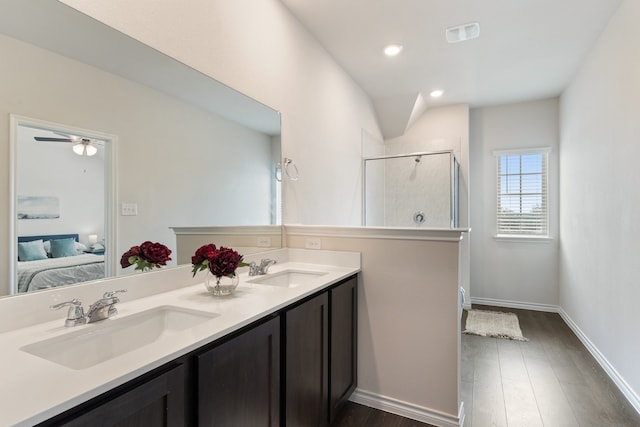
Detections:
[445, 22, 480, 43]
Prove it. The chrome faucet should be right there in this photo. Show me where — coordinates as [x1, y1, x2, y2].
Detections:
[50, 299, 86, 327]
[248, 259, 277, 276]
[51, 290, 127, 327]
[86, 290, 127, 323]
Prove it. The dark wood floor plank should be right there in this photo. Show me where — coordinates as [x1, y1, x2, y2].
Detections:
[524, 356, 580, 427]
[496, 339, 527, 382]
[567, 347, 638, 425]
[471, 379, 508, 427]
[397, 416, 437, 427]
[561, 381, 618, 427]
[495, 339, 544, 426]
[330, 401, 373, 426]
[330, 402, 436, 427]
[461, 380, 473, 427]
[502, 378, 544, 427]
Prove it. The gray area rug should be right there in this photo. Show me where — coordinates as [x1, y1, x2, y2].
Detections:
[463, 309, 528, 341]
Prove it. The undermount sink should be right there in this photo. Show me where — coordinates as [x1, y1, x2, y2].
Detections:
[21, 305, 219, 370]
[247, 269, 328, 288]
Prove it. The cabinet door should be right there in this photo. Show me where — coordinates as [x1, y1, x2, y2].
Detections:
[285, 292, 329, 427]
[329, 276, 358, 423]
[197, 316, 280, 427]
[56, 364, 185, 427]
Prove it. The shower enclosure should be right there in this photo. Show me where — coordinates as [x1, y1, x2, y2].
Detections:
[363, 150, 459, 228]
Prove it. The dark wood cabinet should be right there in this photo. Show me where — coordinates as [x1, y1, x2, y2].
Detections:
[43, 364, 186, 427]
[329, 276, 357, 423]
[196, 316, 280, 427]
[39, 274, 358, 427]
[285, 292, 329, 427]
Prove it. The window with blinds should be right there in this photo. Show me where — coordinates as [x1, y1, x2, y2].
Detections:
[496, 150, 548, 236]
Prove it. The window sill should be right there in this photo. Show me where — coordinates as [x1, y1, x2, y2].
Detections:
[494, 235, 553, 243]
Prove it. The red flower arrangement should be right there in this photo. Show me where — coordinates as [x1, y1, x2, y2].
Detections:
[191, 243, 248, 278]
[121, 241, 172, 272]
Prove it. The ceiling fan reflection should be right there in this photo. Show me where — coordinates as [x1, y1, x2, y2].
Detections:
[34, 135, 103, 157]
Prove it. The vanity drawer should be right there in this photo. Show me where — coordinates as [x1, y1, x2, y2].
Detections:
[38, 363, 186, 427]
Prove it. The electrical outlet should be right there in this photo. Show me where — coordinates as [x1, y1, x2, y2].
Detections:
[257, 237, 271, 247]
[121, 203, 138, 216]
[305, 237, 322, 250]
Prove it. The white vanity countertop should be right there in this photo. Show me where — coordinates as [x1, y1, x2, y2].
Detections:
[0, 249, 360, 426]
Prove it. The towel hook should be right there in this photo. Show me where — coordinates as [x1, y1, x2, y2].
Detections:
[284, 157, 299, 181]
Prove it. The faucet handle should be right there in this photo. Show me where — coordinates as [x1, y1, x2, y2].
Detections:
[50, 298, 82, 310]
[248, 261, 260, 276]
[103, 289, 127, 299]
[50, 299, 86, 327]
[260, 258, 276, 273]
[103, 290, 126, 316]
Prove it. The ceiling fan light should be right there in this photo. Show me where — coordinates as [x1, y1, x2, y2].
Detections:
[72, 143, 85, 156]
[85, 145, 98, 156]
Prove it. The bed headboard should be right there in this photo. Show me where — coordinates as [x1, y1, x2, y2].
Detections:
[18, 234, 79, 243]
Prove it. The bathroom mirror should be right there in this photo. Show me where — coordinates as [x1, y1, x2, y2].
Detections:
[1, 0, 282, 297]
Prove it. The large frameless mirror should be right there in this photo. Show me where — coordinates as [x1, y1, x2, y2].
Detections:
[1, 0, 282, 297]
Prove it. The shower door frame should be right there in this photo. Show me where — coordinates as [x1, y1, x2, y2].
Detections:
[362, 149, 459, 228]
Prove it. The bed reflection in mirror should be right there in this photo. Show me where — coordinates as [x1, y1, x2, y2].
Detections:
[17, 234, 105, 293]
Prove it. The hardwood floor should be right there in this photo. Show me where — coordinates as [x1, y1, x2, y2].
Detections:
[462, 305, 640, 427]
[331, 401, 435, 427]
[333, 305, 640, 427]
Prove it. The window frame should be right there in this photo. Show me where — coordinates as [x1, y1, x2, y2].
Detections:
[493, 147, 550, 240]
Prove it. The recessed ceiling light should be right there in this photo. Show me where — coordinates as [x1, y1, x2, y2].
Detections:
[430, 90, 444, 98]
[384, 44, 403, 57]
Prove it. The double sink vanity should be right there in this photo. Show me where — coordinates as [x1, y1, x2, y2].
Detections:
[0, 248, 360, 426]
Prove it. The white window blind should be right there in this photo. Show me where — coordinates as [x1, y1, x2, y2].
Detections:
[496, 150, 548, 236]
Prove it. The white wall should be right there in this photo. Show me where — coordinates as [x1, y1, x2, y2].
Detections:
[469, 98, 560, 307]
[559, 0, 640, 408]
[60, 0, 382, 227]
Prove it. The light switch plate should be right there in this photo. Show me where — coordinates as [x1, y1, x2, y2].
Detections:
[121, 203, 138, 216]
[257, 237, 271, 247]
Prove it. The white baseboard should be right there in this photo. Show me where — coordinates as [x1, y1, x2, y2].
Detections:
[349, 388, 463, 427]
[469, 296, 560, 313]
[558, 308, 640, 415]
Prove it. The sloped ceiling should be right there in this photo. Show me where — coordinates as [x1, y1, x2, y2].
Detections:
[280, 0, 623, 138]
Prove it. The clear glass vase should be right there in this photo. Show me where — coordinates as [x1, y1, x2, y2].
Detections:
[204, 272, 239, 296]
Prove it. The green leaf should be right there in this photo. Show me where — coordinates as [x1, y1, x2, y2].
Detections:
[191, 262, 209, 277]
